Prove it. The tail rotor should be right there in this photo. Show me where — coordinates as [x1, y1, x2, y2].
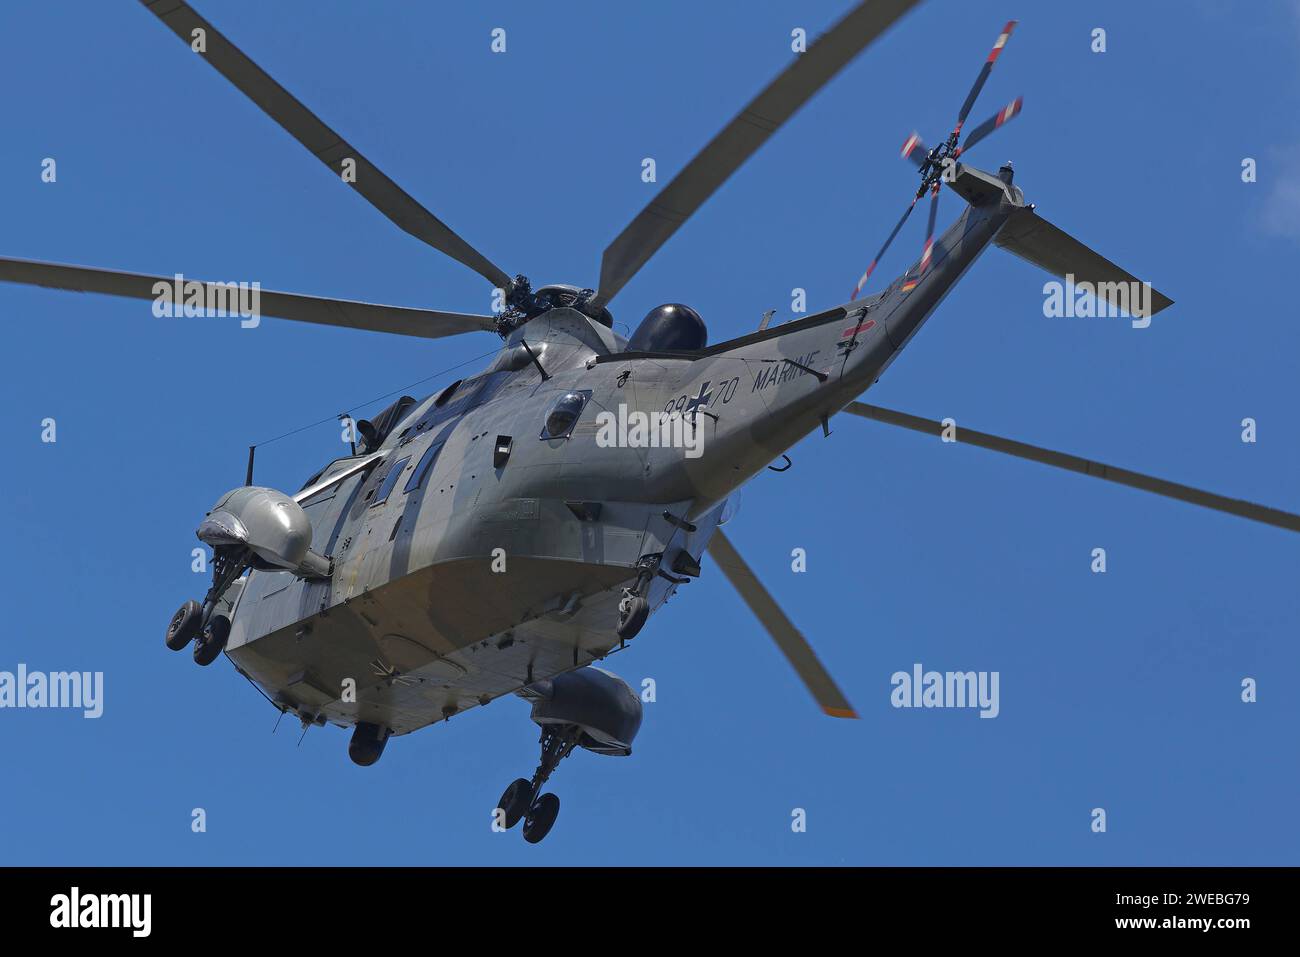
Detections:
[850, 20, 1024, 299]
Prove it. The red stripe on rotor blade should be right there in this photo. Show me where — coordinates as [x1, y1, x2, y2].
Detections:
[901, 133, 920, 158]
[919, 238, 934, 273]
[987, 20, 1017, 62]
[851, 263, 878, 301]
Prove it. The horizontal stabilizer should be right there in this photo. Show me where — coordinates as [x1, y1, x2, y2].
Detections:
[994, 207, 1173, 318]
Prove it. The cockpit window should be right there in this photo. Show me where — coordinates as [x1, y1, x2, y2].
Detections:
[539, 391, 591, 440]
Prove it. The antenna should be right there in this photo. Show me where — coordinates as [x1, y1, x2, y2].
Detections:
[338, 413, 357, 455]
[519, 339, 551, 381]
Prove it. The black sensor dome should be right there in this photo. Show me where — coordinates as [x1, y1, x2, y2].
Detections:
[628, 303, 707, 352]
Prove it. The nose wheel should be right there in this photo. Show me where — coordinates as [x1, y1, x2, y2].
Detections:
[164, 546, 247, 665]
[495, 726, 581, 844]
[193, 614, 230, 666]
[166, 600, 203, 651]
[164, 599, 230, 665]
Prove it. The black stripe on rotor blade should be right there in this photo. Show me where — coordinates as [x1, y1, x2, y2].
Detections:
[138, 0, 512, 290]
[845, 403, 1300, 534]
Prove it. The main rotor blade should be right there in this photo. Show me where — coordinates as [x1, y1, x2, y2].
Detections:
[960, 96, 1023, 154]
[953, 20, 1017, 137]
[0, 257, 497, 339]
[706, 528, 858, 719]
[138, 0, 512, 291]
[593, 0, 922, 307]
[845, 403, 1300, 534]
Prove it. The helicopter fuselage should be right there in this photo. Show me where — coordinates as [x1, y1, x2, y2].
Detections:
[222, 166, 1018, 736]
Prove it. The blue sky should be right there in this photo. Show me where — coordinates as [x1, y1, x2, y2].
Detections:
[2, 0, 1298, 865]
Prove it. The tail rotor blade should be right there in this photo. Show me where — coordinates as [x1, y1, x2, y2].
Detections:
[961, 96, 1024, 154]
[900, 130, 929, 168]
[851, 196, 918, 299]
[918, 182, 940, 274]
[952, 20, 1017, 138]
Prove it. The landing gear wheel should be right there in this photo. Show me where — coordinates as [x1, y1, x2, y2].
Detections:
[348, 722, 391, 767]
[522, 792, 560, 844]
[617, 594, 649, 640]
[166, 600, 203, 651]
[497, 778, 533, 830]
[193, 615, 230, 666]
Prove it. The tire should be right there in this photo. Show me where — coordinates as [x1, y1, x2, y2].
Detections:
[522, 792, 560, 844]
[193, 615, 230, 666]
[497, 778, 533, 830]
[166, 600, 203, 651]
[617, 595, 649, 640]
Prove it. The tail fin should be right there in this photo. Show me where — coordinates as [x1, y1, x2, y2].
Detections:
[994, 206, 1174, 318]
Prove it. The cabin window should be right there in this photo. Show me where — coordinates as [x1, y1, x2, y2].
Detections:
[539, 391, 590, 440]
[371, 455, 412, 506]
[404, 440, 445, 492]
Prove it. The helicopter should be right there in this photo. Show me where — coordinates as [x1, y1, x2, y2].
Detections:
[3, 0, 1297, 845]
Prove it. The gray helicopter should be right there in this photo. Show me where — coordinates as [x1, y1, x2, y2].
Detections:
[3, 1, 1297, 844]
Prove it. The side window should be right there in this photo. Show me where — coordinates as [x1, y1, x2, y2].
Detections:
[539, 391, 591, 440]
[371, 455, 412, 507]
[404, 440, 445, 493]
